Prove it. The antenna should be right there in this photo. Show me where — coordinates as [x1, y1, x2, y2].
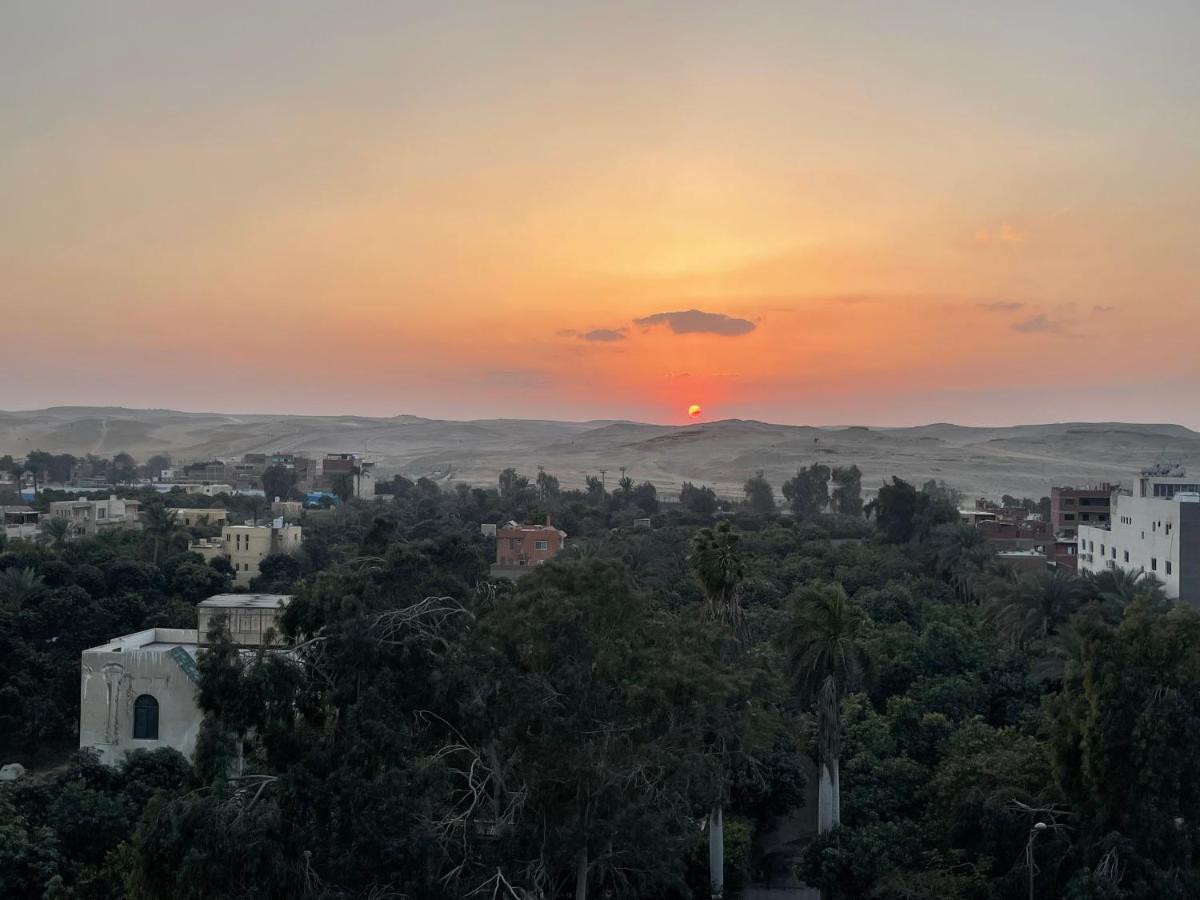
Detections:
[599, 468, 607, 488]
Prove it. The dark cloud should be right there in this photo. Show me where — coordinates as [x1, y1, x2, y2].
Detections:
[980, 301, 1025, 312]
[634, 308, 756, 336]
[1011, 314, 1059, 334]
[580, 328, 627, 342]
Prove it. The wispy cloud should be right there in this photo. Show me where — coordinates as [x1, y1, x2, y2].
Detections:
[634, 308, 756, 336]
[1011, 314, 1060, 334]
[1093, 305, 1116, 313]
[975, 223, 1026, 245]
[980, 301, 1025, 312]
[580, 328, 627, 342]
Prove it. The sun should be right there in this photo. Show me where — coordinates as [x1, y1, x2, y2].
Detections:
[688, 404, 702, 419]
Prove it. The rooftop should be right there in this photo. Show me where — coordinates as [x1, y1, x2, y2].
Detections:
[198, 593, 293, 609]
[85, 627, 199, 655]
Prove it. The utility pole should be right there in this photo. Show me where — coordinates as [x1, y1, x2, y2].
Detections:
[599, 468, 607, 489]
[1027, 821, 1046, 900]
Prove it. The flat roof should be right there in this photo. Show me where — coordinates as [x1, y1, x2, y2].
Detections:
[198, 593, 293, 609]
[86, 627, 199, 654]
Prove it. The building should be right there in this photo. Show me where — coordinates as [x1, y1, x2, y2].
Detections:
[171, 507, 229, 528]
[321, 454, 376, 499]
[79, 594, 291, 766]
[222, 521, 303, 586]
[47, 495, 141, 538]
[958, 509, 998, 527]
[1051, 484, 1114, 539]
[978, 518, 1053, 554]
[1078, 466, 1200, 604]
[996, 549, 1050, 574]
[270, 499, 304, 521]
[1, 506, 40, 542]
[490, 519, 567, 578]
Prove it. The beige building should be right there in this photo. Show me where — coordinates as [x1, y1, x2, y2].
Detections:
[271, 499, 304, 521]
[47, 495, 141, 538]
[79, 594, 292, 766]
[223, 521, 303, 586]
[172, 507, 229, 528]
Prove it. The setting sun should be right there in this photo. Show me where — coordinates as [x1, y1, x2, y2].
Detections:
[688, 404, 702, 419]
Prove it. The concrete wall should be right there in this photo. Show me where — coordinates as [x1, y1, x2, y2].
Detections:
[1079, 494, 1199, 603]
[79, 630, 203, 766]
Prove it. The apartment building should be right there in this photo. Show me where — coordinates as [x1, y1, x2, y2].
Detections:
[1051, 484, 1114, 539]
[47, 495, 141, 537]
[321, 453, 376, 499]
[222, 521, 303, 586]
[1078, 466, 1200, 604]
[79, 593, 291, 765]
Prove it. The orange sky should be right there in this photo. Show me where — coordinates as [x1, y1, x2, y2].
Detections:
[3, 2, 1198, 425]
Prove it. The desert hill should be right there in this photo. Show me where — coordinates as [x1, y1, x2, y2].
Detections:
[2, 407, 1197, 500]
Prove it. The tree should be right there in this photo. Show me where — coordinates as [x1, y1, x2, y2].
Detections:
[0, 567, 46, 610]
[987, 569, 1087, 647]
[140, 503, 183, 564]
[743, 471, 776, 515]
[831, 465, 863, 517]
[329, 473, 354, 503]
[261, 465, 297, 502]
[782, 464, 831, 518]
[40, 517, 72, 550]
[784, 582, 868, 833]
[680, 482, 718, 517]
[689, 521, 749, 898]
[535, 469, 560, 500]
[112, 452, 138, 485]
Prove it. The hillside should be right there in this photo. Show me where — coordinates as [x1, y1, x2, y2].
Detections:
[2, 407, 1197, 500]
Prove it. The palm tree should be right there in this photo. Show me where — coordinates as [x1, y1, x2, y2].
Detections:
[783, 582, 868, 833]
[931, 524, 993, 603]
[689, 520, 748, 899]
[1086, 566, 1167, 613]
[140, 504, 182, 564]
[39, 517, 71, 550]
[0, 566, 46, 611]
[987, 569, 1087, 647]
[689, 521, 748, 638]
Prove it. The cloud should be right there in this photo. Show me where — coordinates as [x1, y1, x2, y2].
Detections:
[580, 328, 627, 342]
[634, 308, 756, 337]
[1011, 314, 1060, 334]
[1093, 305, 1116, 313]
[980, 301, 1024, 312]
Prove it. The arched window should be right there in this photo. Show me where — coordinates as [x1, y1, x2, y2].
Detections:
[133, 694, 159, 740]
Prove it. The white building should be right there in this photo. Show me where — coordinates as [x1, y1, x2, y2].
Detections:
[1078, 465, 1200, 604]
[79, 594, 291, 766]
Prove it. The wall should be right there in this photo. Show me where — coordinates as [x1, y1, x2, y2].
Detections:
[79, 631, 203, 766]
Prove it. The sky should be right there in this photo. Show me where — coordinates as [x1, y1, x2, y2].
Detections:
[2, 1, 1198, 426]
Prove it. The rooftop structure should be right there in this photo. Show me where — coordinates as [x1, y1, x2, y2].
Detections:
[47, 494, 141, 538]
[491, 519, 567, 578]
[1, 505, 40, 542]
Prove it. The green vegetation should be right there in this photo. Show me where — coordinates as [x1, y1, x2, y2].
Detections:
[0, 464, 1197, 898]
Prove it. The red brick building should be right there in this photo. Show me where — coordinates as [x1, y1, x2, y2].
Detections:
[1051, 484, 1114, 539]
[493, 520, 567, 574]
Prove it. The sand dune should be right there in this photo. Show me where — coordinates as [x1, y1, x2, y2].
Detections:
[2, 407, 1197, 500]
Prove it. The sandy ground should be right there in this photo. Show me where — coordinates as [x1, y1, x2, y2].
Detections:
[3, 407, 1197, 500]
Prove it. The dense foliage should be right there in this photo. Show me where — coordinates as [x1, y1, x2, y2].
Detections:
[0, 463, 1195, 899]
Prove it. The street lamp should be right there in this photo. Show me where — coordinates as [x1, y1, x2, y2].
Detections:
[1027, 821, 1047, 900]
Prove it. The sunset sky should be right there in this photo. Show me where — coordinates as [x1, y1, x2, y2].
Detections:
[3, 2, 1198, 426]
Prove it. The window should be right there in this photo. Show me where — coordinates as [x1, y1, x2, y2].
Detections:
[1064, 498, 1076, 506]
[1151, 558, 1157, 572]
[534, 540, 549, 550]
[1166, 561, 1173, 575]
[1064, 513, 1076, 521]
[1124, 550, 1129, 563]
[133, 695, 159, 740]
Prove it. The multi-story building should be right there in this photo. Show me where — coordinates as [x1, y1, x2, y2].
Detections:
[1051, 484, 1114, 540]
[321, 453, 376, 499]
[79, 593, 291, 765]
[490, 519, 567, 578]
[0, 506, 40, 542]
[47, 495, 141, 538]
[221, 521, 303, 586]
[1078, 466, 1200, 604]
